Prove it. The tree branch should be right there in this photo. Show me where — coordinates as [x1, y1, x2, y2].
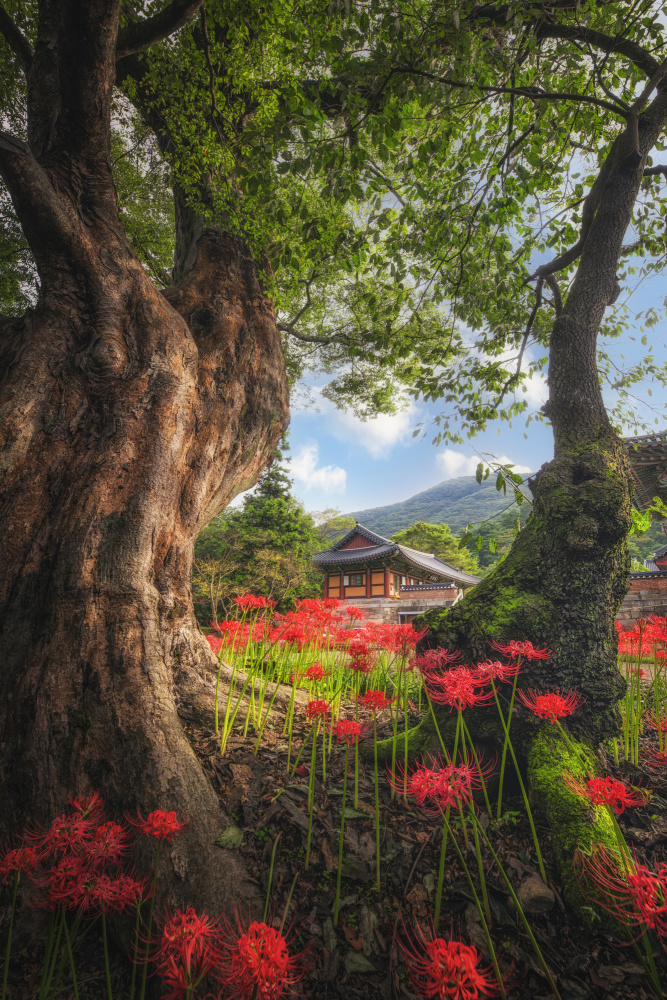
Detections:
[644, 164, 667, 177]
[469, 4, 660, 79]
[116, 0, 203, 60]
[0, 3, 32, 73]
[277, 323, 340, 346]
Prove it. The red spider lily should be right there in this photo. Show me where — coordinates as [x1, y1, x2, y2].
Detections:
[489, 639, 552, 661]
[28, 812, 95, 856]
[301, 664, 329, 682]
[577, 845, 667, 944]
[130, 809, 189, 841]
[155, 906, 222, 1000]
[397, 921, 500, 999]
[356, 689, 394, 713]
[346, 653, 374, 674]
[233, 595, 276, 611]
[333, 719, 364, 745]
[305, 699, 331, 721]
[628, 666, 646, 678]
[0, 845, 41, 883]
[343, 605, 365, 620]
[516, 688, 584, 724]
[387, 760, 474, 814]
[36, 853, 88, 910]
[68, 791, 105, 820]
[84, 820, 130, 867]
[644, 746, 667, 769]
[646, 715, 667, 735]
[564, 774, 647, 815]
[412, 648, 462, 676]
[426, 667, 494, 712]
[218, 913, 302, 1000]
[470, 659, 521, 685]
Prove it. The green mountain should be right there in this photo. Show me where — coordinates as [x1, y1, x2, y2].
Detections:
[348, 474, 534, 536]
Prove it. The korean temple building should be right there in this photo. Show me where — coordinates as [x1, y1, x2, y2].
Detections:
[312, 523, 480, 623]
[618, 430, 667, 626]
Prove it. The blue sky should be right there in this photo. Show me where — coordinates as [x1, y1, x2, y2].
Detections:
[284, 271, 667, 519]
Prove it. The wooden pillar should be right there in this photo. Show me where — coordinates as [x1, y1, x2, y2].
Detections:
[324, 574, 329, 599]
[365, 568, 371, 599]
[384, 568, 391, 598]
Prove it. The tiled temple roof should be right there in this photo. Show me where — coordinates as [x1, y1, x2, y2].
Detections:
[312, 523, 481, 587]
[625, 430, 667, 510]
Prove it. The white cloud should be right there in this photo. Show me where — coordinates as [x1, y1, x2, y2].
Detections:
[308, 391, 417, 458]
[289, 444, 347, 493]
[436, 450, 532, 480]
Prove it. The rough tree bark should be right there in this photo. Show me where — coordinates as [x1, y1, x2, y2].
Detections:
[412, 81, 667, 751]
[0, 1, 288, 913]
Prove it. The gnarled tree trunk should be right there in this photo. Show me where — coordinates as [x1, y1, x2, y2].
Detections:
[0, 0, 289, 914]
[416, 88, 667, 744]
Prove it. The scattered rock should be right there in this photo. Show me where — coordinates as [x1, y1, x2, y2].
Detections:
[344, 951, 377, 974]
[517, 876, 555, 914]
[464, 903, 486, 953]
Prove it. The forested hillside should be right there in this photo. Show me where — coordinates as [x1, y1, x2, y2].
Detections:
[348, 474, 534, 536]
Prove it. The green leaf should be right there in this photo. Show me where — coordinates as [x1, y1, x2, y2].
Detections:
[215, 826, 244, 850]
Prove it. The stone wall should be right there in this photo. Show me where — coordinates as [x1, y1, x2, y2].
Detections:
[617, 572, 667, 627]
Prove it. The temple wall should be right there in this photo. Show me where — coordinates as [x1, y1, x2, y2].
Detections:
[617, 574, 667, 628]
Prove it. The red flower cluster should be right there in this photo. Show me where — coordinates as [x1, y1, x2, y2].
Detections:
[131, 809, 189, 841]
[305, 699, 331, 722]
[4, 796, 168, 915]
[356, 689, 393, 713]
[517, 688, 584, 724]
[0, 845, 41, 883]
[398, 922, 500, 999]
[156, 907, 221, 1000]
[578, 846, 667, 945]
[218, 911, 303, 999]
[471, 660, 520, 685]
[333, 719, 364, 745]
[565, 775, 647, 815]
[426, 666, 494, 712]
[301, 663, 329, 682]
[389, 759, 477, 814]
[233, 595, 276, 611]
[617, 614, 667, 657]
[489, 639, 552, 661]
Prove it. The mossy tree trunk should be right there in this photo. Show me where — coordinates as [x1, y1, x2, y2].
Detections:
[0, 0, 289, 916]
[417, 89, 667, 749]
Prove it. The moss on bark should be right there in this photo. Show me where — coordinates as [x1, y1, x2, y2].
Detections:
[527, 726, 618, 926]
[415, 440, 630, 745]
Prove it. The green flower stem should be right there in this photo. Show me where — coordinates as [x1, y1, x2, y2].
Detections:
[490, 685, 547, 883]
[221, 671, 254, 756]
[290, 726, 313, 777]
[427, 696, 448, 757]
[444, 819, 506, 1000]
[41, 910, 64, 1000]
[213, 651, 225, 733]
[253, 680, 282, 754]
[129, 903, 142, 1000]
[333, 743, 350, 927]
[403, 679, 410, 802]
[62, 915, 80, 1000]
[1, 871, 19, 1000]
[354, 701, 359, 809]
[433, 809, 450, 930]
[471, 809, 491, 926]
[139, 842, 162, 1000]
[495, 674, 518, 819]
[461, 716, 492, 819]
[263, 833, 282, 922]
[473, 816, 562, 1000]
[305, 723, 318, 868]
[373, 716, 381, 896]
[100, 905, 111, 1000]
